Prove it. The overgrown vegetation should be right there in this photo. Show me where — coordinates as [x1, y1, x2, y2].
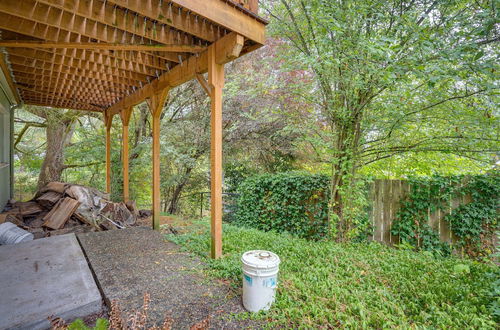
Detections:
[392, 174, 499, 258]
[235, 172, 330, 239]
[265, 0, 499, 241]
[168, 219, 498, 328]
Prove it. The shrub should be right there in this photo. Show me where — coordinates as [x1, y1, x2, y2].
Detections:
[235, 172, 330, 239]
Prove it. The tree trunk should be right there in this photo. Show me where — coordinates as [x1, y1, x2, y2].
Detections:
[328, 108, 363, 242]
[37, 118, 76, 190]
[166, 167, 193, 214]
[131, 104, 150, 160]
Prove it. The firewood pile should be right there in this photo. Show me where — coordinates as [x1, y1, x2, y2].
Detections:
[0, 182, 143, 239]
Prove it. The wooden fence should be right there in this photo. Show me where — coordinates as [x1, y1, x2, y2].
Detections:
[369, 179, 471, 245]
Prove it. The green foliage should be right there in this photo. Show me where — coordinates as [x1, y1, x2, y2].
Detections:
[391, 174, 499, 258]
[266, 0, 499, 239]
[67, 318, 108, 330]
[235, 172, 330, 239]
[167, 219, 498, 328]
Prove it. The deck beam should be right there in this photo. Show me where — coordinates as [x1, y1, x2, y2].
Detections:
[171, 0, 266, 44]
[107, 33, 244, 116]
[0, 41, 205, 53]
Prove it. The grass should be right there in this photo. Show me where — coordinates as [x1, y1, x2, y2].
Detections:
[165, 218, 498, 329]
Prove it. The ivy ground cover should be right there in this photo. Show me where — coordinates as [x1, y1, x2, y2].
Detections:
[166, 219, 498, 329]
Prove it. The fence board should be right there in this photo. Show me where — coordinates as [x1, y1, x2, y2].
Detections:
[382, 179, 392, 244]
[369, 179, 474, 247]
[373, 180, 383, 241]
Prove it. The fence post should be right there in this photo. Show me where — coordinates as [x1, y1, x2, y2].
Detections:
[200, 192, 203, 218]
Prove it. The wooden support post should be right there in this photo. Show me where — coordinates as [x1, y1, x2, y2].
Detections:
[104, 111, 113, 194]
[120, 107, 133, 202]
[208, 44, 224, 259]
[146, 89, 169, 230]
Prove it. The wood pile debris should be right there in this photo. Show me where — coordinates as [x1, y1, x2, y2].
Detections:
[0, 182, 144, 239]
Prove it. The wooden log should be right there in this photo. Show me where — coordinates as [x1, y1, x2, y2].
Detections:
[72, 212, 102, 231]
[125, 200, 139, 219]
[43, 197, 80, 230]
[41, 181, 67, 194]
[36, 191, 63, 208]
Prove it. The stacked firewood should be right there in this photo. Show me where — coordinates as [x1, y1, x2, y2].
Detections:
[0, 182, 139, 239]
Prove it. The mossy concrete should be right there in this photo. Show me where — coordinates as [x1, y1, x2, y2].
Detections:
[0, 234, 102, 330]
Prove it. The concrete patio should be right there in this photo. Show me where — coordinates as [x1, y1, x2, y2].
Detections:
[0, 227, 259, 329]
[0, 234, 102, 330]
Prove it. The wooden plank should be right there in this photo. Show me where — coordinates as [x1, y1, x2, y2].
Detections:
[16, 201, 44, 217]
[249, 0, 259, 13]
[8, 48, 154, 84]
[0, 213, 8, 224]
[16, 84, 114, 106]
[388, 180, 399, 245]
[11, 63, 141, 91]
[106, 0, 219, 42]
[0, 41, 206, 53]
[73, 212, 102, 232]
[0, 0, 184, 66]
[372, 180, 382, 242]
[0, 53, 21, 103]
[209, 43, 224, 259]
[171, 0, 266, 44]
[146, 89, 170, 230]
[36, 191, 63, 208]
[382, 180, 392, 244]
[43, 197, 80, 230]
[195, 73, 212, 96]
[16, 87, 105, 112]
[22, 100, 103, 113]
[32, 0, 204, 45]
[9, 54, 150, 83]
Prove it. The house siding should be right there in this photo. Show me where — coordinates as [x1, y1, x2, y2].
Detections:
[0, 72, 15, 211]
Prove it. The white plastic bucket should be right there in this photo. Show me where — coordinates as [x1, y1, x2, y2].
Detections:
[241, 250, 280, 312]
[0, 222, 34, 245]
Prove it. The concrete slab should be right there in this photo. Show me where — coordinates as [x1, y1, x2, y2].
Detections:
[0, 234, 102, 330]
[78, 227, 261, 329]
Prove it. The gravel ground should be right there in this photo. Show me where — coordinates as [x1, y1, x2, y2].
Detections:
[77, 227, 263, 329]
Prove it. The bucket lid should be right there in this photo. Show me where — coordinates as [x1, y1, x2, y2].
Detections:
[241, 250, 280, 269]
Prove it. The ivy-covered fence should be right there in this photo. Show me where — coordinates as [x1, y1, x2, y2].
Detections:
[235, 172, 498, 258]
[372, 175, 499, 258]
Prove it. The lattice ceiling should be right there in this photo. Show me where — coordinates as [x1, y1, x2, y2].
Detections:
[0, 0, 267, 112]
